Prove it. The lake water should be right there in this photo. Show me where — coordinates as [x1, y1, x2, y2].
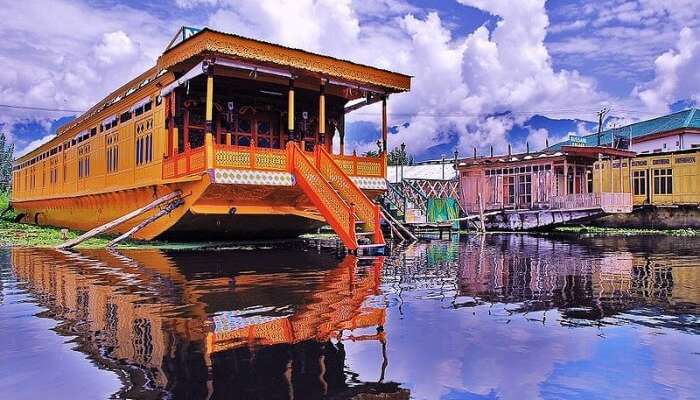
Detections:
[1, 234, 699, 400]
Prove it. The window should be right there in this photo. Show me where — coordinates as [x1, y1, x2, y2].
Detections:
[135, 118, 153, 166]
[518, 174, 532, 205]
[49, 158, 58, 185]
[120, 111, 132, 123]
[633, 170, 647, 196]
[77, 144, 91, 179]
[101, 117, 118, 132]
[505, 176, 515, 205]
[653, 168, 672, 195]
[106, 133, 119, 173]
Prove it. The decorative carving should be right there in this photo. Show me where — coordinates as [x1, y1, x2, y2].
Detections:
[356, 160, 382, 177]
[158, 29, 411, 92]
[216, 150, 251, 168]
[254, 151, 287, 171]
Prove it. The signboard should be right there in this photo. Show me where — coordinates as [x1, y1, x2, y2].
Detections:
[569, 135, 586, 147]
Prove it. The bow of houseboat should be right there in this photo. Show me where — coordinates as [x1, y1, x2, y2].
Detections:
[10, 27, 411, 250]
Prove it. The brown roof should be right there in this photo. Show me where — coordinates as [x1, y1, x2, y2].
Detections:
[158, 28, 412, 92]
[457, 146, 635, 169]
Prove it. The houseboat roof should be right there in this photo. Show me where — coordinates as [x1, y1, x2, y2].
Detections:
[16, 26, 411, 165]
[457, 146, 635, 169]
[550, 108, 700, 150]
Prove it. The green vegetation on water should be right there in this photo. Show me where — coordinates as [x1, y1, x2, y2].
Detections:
[553, 225, 699, 236]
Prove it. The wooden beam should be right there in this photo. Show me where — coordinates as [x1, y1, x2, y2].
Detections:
[381, 96, 388, 153]
[478, 193, 486, 232]
[57, 190, 182, 249]
[380, 205, 418, 241]
[344, 95, 383, 114]
[107, 199, 183, 247]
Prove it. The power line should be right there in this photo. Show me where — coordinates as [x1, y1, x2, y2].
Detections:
[0, 103, 84, 113]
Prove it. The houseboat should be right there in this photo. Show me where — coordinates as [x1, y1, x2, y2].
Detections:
[594, 148, 700, 228]
[457, 146, 635, 230]
[10, 27, 411, 250]
[550, 108, 700, 229]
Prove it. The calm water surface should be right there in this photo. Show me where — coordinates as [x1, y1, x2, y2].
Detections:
[1, 235, 699, 400]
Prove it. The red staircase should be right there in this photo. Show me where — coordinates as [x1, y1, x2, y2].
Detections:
[288, 142, 384, 252]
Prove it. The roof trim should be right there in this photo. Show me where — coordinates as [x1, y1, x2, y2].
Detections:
[157, 28, 411, 92]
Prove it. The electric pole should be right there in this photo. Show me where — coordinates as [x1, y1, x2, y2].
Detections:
[597, 107, 609, 146]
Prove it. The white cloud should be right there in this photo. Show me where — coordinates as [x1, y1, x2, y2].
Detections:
[635, 27, 700, 113]
[0, 0, 173, 156]
[15, 133, 55, 158]
[94, 31, 138, 65]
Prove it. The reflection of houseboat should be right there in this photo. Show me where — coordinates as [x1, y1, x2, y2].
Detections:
[457, 146, 634, 230]
[10, 248, 400, 399]
[10, 27, 411, 250]
[456, 235, 694, 318]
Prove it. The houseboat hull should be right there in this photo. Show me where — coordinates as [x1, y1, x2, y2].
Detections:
[12, 173, 336, 241]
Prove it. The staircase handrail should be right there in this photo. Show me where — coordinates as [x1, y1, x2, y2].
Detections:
[316, 146, 384, 245]
[288, 142, 357, 249]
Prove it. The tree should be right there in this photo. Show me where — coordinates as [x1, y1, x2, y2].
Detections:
[0, 131, 13, 193]
[387, 145, 413, 166]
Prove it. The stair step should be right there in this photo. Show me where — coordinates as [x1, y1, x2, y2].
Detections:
[356, 232, 373, 236]
[357, 243, 385, 249]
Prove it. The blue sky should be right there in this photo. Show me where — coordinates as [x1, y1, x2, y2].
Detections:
[2, 0, 700, 160]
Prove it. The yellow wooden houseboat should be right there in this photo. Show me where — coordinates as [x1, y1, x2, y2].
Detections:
[10, 27, 411, 250]
[595, 148, 700, 206]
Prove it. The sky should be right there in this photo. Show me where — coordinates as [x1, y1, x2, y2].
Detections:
[1, 0, 700, 160]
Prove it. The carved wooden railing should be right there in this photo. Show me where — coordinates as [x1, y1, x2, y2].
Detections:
[317, 146, 384, 245]
[213, 144, 288, 171]
[288, 142, 358, 250]
[330, 153, 385, 178]
[162, 145, 207, 179]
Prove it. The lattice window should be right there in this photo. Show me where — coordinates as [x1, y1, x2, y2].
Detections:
[106, 133, 119, 173]
[256, 117, 280, 148]
[135, 118, 153, 166]
[234, 117, 252, 146]
[77, 144, 91, 179]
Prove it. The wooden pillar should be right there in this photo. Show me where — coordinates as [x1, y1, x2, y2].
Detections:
[319, 81, 326, 151]
[609, 156, 614, 194]
[339, 113, 345, 155]
[628, 156, 633, 194]
[619, 157, 624, 193]
[288, 79, 296, 141]
[205, 66, 214, 169]
[168, 92, 176, 156]
[381, 95, 388, 153]
[563, 160, 568, 196]
[598, 153, 603, 193]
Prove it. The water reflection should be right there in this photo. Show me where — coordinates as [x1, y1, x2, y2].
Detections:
[7, 248, 403, 399]
[1, 234, 699, 399]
